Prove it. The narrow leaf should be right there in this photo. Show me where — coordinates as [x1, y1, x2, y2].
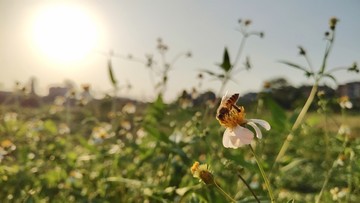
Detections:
[201, 69, 225, 79]
[108, 59, 117, 86]
[279, 60, 310, 74]
[200, 69, 216, 76]
[322, 73, 338, 84]
[219, 47, 232, 72]
[264, 96, 288, 130]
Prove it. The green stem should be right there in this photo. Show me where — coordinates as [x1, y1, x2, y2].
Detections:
[315, 163, 335, 203]
[291, 82, 318, 131]
[249, 145, 275, 203]
[233, 35, 247, 69]
[326, 66, 349, 74]
[217, 76, 229, 97]
[304, 54, 315, 76]
[346, 155, 353, 202]
[237, 171, 260, 203]
[324, 111, 330, 163]
[316, 136, 349, 203]
[214, 181, 237, 202]
[217, 32, 248, 97]
[66, 96, 71, 126]
[274, 82, 318, 164]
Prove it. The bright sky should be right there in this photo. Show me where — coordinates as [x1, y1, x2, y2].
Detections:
[1, 0, 359, 102]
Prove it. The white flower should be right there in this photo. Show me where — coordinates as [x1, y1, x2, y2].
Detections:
[122, 102, 136, 114]
[338, 124, 351, 136]
[339, 96, 353, 109]
[222, 119, 271, 149]
[90, 123, 115, 144]
[330, 187, 348, 201]
[340, 101, 353, 109]
[216, 92, 271, 149]
[4, 112, 18, 122]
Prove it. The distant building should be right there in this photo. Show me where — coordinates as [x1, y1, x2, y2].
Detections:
[29, 77, 37, 96]
[337, 81, 360, 109]
[43, 86, 68, 103]
[299, 85, 336, 98]
[0, 91, 13, 104]
[337, 81, 360, 99]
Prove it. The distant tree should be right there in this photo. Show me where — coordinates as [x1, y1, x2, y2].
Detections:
[267, 77, 302, 109]
[268, 77, 291, 89]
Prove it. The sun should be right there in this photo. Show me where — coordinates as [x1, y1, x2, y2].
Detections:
[31, 4, 99, 63]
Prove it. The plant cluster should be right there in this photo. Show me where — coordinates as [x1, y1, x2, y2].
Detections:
[0, 17, 359, 202]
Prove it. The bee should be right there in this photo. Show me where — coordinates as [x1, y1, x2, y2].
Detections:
[216, 93, 246, 128]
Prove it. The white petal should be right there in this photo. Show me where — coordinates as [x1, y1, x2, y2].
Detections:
[232, 125, 254, 144]
[222, 126, 254, 148]
[222, 128, 234, 148]
[345, 101, 353, 109]
[247, 121, 263, 139]
[248, 119, 271, 131]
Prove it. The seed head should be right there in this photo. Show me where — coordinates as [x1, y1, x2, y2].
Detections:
[329, 17, 339, 30]
[191, 161, 215, 185]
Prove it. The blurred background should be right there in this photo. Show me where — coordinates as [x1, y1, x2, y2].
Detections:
[0, 1, 359, 202]
[1, 0, 359, 102]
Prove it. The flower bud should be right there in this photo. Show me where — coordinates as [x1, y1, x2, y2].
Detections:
[191, 161, 215, 185]
[329, 17, 339, 30]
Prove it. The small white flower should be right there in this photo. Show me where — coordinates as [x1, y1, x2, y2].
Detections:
[90, 123, 115, 144]
[217, 92, 271, 149]
[122, 102, 136, 114]
[339, 96, 353, 109]
[222, 119, 271, 149]
[4, 112, 18, 122]
[338, 124, 351, 136]
[330, 187, 348, 201]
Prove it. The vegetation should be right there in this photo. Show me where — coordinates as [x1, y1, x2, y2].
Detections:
[0, 17, 359, 202]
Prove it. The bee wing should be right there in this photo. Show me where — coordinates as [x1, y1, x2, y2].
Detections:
[226, 94, 239, 107]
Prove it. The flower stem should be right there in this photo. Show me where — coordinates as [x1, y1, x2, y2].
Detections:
[233, 35, 247, 68]
[316, 136, 349, 203]
[213, 181, 237, 203]
[274, 82, 318, 164]
[249, 145, 275, 203]
[315, 162, 335, 203]
[237, 171, 260, 203]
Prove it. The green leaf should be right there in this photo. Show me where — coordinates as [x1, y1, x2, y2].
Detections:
[280, 158, 306, 172]
[76, 135, 97, 152]
[108, 59, 117, 86]
[201, 70, 225, 79]
[264, 96, 288, 131]
[44, 119, 57, 135]
[219, 47, 232, 72]
[143, 95, 170, 143]
[279, 60, 311, 75]
[322, 73, 338, 84]
[200, 70, 217, 76]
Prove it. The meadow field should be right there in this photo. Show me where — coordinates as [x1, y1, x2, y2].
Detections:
[1, 17, 359, 203]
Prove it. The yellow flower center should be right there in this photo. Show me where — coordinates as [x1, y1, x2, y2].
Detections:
[217, 105, 246, 129]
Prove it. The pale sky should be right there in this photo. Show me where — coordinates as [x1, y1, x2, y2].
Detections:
[1, 0, 359, 102]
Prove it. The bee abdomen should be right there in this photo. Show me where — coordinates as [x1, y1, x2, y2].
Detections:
[216, 107, 229, 121]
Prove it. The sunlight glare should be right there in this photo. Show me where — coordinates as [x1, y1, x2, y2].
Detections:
[31, 4, 99, 64]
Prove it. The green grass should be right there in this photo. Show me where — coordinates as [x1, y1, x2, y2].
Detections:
[0, 96, 359, 202]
